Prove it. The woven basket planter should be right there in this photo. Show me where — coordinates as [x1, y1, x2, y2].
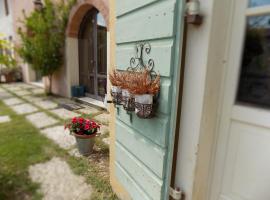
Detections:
[135, 94, 153, 118]
[111, 86, 122, 105]
[122, 89, 135, 112]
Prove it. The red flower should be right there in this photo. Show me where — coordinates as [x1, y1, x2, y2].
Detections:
[78, 117, 84, 124]
[72, 117, 77, 123]
[84, 124, 90, 130]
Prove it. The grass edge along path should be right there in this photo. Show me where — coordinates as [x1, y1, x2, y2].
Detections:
[0, 89, 118, 200]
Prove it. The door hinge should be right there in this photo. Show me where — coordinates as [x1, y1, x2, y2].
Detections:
[170, 187, 182, 200]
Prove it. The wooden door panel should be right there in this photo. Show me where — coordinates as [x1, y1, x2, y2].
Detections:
[114, 0, 185, 199]
[220, 121, 270, 200]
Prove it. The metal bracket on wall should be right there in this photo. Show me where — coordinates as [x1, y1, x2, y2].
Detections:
[185, 0, 203, 25]
[169, 187, 183, 200]
[128, 42, 157, 78]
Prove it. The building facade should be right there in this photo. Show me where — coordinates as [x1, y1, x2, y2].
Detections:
[109, 0, 270, 200]
[4, 0, 270, 199]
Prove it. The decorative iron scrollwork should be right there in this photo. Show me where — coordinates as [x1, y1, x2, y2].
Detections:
[128, 42, 156, 77]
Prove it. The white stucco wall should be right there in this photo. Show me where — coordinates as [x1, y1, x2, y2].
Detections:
[174, 0, 234, 199]
[0, 0, 14, 39]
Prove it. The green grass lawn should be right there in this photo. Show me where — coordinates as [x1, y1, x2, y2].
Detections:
[0, 100, 117, 200]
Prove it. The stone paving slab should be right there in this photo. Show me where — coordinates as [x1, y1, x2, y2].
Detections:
[69, 148, 83, 158]
[99, 125, 109, 136]
[13, 90, 31, 96]
[50, 108, 80, 120]
[20, 84, 36, 89]
[6, 86, 22, 92]
[41, 126, 76, 149]
[94, 113, 110, 125]
[31, 88, 45, 95]
[23, 95, 43, 102]
[29, 157, 92, 200]
[0, 116, 11, 123]
[3, 97, 24, 106]
[0, 91, 13, 99]
[102, 138, 110, 146]
[77, 107, 101, 116]
[35, 100, 58, 110]
[26, 112, 58, 129]
[11, 103, 38, 115]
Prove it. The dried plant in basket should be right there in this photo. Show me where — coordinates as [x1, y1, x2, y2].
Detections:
[129, 69, 160, 95]
[109, 69, 122, 87]
[109, 69, 136, 89]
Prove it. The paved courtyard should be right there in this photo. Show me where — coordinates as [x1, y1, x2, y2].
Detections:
[0, 82, 111, 200]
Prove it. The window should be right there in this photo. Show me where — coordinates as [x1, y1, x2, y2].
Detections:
[4, 0, 9, 16]
[237, 1, 270, 108]
[249, 0, 270, 8]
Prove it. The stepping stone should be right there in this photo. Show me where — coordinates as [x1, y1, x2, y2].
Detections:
[35, 100, 58, 110]
[0, 88, 5, 92]
[0, 91, 13, 99]
[99, 125, 109, 136]
[0, 116, 11, 123]
[31, 88, 45, 95]
[50, 108, 80, 120]
[26, 112, 58, 129]
[77, 107, 101, 115]
[20, 84, 35, 89]
[13, 90, 31, 96]
[23, 95, 43, 102]
[3, 97, 24, 106]
[69, 148, 83, 158]
[41, 126, 76, 149]
[102, 137, 110, 146]
[29, 157, 92, 200]
[94, 113, 110, 125]
[11, 103, 38, 115]
[7, 86, 21, 92]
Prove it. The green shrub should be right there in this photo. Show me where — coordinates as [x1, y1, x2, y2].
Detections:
[17, 0, 76, 94]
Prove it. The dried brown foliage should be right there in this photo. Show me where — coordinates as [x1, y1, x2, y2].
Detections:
[109, 69, 160, 95]
[109, 70, 122, 87]
[128, 69, 160, 95]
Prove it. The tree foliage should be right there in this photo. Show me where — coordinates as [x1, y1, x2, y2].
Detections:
[0, 34, 16, 68]
[17, 0, 76, 93]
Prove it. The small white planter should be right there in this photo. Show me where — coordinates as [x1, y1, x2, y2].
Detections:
[111, 86, 121, 93]
[135, 94, 153, 118]
[110, 86, 122, 105]
[122, 89, 135, 111]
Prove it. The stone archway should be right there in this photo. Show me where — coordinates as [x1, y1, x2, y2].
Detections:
[67, 0, 109, 38]
[65, 0, 109, 98]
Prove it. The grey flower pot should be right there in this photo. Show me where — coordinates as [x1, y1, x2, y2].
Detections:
[74, 133, 96, 156]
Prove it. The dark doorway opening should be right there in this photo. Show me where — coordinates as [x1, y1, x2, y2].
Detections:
[78, 8, 107, 101]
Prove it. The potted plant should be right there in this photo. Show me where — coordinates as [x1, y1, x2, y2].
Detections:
[109, 70, 123, 105]
[120, 71, 136, 111]
[129, 70, 160, 118]
[65, 117, 100, 156]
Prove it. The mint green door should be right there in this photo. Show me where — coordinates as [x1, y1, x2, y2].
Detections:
[114, 1, 185, 199]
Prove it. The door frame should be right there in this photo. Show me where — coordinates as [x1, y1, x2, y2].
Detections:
[208, 0, 247, 198]
[182, 0, 242, 199]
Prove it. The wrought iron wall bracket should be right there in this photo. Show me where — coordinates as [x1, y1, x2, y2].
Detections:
[128, 42, 156, 77]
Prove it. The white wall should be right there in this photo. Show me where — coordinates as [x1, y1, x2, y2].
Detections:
[174, 0, 216, 199]
[0, 0, 14, 38]
[174, 0, 234, 199]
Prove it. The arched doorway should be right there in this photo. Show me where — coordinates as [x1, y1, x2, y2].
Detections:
[78, 8, 107, 101]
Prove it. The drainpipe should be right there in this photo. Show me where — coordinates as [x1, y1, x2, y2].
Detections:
[169, 1, 203, 199]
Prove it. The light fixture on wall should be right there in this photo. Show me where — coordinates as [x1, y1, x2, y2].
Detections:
[186, 0, 203, 25]
[33, 0, 43, 11]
